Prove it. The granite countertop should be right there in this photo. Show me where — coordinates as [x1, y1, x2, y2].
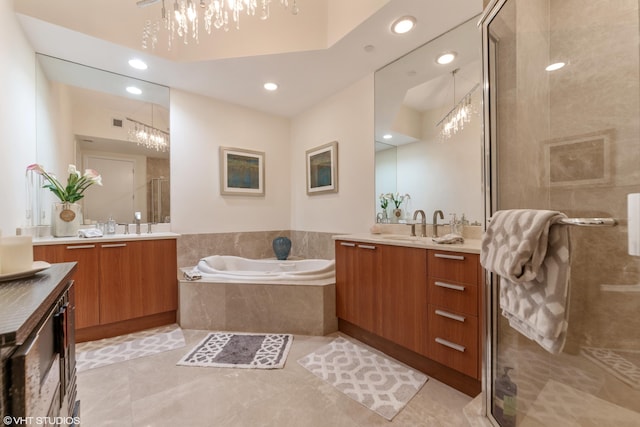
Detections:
[33, 232, 180, 246]
[0, 262, 77, 347]
[332, 233, 482, 254]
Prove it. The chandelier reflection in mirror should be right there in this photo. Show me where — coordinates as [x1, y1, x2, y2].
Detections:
[436, 69, 480, 142]
[140, 0, 300, 50]
[126, 117, 170, 152]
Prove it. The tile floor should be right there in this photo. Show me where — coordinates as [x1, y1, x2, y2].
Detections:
[77, 329, 478, 426]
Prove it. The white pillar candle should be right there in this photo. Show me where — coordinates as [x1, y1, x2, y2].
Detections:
[0, 235, 34, 274]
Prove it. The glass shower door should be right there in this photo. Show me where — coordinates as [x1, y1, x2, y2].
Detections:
[482, 0, 640, 425]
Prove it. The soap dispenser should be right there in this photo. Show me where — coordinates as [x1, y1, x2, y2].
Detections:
[494, 367, 517, 427]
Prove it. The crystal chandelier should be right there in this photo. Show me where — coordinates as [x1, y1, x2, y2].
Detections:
[436, 69, 479, 142]
[140, 0, 300, 50]
[126, 117, 170, 152]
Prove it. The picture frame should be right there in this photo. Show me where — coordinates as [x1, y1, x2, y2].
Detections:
[220, 146, 265, 196]
[306, 141, 338, 195]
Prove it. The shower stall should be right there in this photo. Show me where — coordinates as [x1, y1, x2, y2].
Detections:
[481, 0, 640, 425]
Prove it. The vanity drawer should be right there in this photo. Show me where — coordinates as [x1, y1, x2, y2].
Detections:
[428, 251, 479, 285]
[427, 304, 478, 378]
[428, 278, 478, 316]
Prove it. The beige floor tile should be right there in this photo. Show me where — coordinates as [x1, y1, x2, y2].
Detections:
[76, 330, 473, 427]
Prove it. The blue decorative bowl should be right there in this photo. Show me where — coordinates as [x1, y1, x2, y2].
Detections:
[272, 237, 292, 260]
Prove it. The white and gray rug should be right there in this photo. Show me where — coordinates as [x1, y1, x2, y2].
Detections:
[177, 332, 292, 369]
[297, 337, 428, 421]
[76, 324, 186, 372]
[581, 347, 640, 389]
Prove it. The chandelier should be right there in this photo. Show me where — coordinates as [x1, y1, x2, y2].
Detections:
[436, 69, 479, 142]
[126, 117, 170, 152]
[139, 0, 300, 50]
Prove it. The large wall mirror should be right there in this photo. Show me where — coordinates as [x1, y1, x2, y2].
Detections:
[35, 54, 170, 226]
[374, 16, 483, 225]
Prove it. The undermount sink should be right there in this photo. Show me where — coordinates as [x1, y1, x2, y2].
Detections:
[379, 234, 423, 241]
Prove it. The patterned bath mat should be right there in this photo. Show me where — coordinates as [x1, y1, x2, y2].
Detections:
[76, 324, 186, 372]
[177, 332, 292, 369]
[297, 337, 428, 421]
[581, 346, 640, 389]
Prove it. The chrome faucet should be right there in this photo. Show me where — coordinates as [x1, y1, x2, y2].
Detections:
[134, 211, 141, 235]
[432, 210, 444, 237]
[411, 210, 427, 237]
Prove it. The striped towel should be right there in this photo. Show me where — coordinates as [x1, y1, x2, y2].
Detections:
[481, 210, 571, 354]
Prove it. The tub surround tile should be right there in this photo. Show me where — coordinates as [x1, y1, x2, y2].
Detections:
[178, 280, 338, 336]
[177, 230, 336, 268]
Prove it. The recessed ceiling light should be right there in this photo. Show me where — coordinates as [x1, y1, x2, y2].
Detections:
[126, 86, 142, 95]
[436, 52, 457, 65]
[545, 62, 566, 71]
[128, 58, 148, 70]
[383, 134, 393, 140]
[391, 16, 416, 34]
[264, 82, 278, 91]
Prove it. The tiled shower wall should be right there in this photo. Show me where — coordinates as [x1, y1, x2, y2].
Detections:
[176, 230, 336, 268]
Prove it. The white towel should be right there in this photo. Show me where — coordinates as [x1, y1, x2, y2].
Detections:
[432, 233, 464, 244]
[481, 209, 571, 354]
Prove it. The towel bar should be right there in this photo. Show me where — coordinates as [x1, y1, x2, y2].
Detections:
[557, 218, 617, 226]
[487, 216, 617, 227]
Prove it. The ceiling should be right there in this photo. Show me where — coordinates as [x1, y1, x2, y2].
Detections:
[15, 0, 483, 118]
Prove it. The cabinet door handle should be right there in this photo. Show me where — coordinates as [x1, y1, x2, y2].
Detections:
[435, 281, 466, 292]
[101, 243, 127, 248]
[340, 242, 356, 247]
[66, 244, 96, 250]
[435, 309, 466, 322]
[434, 253, 465, 261]
[358, 244, 376, 250]
[435, 337, 466, 352]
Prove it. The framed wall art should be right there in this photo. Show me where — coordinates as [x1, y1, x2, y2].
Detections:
[306, 141, 338, 195]
[220, 146, 265, 196]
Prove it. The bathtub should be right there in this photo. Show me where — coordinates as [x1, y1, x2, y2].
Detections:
[192, 255, 335, 281]
[178, 255, 337, 335]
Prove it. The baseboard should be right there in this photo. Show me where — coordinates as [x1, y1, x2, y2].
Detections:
[76, 311, 176, 343]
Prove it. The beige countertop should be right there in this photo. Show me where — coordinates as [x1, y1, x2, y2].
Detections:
[33, 232, 180, 246]
[332, 233, 481, 254]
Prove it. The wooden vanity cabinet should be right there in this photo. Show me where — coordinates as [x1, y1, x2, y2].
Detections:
[336, 238, 482, 395]
[378, 244, 428, 355]
[34, 238, 178, 341]
[33, 243, 100, 329]
[335, 241, 379, 333]
[335, 241, 427, 356]
[426, 250, 480, 379]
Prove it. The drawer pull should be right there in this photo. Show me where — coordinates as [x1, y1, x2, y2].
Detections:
[435, 309, 466, 322]
[435, 337, 466, 352]
[358, 244, 376, 250]
[435, 281, 466, 292]
[434, 253, 465, 261]
[66, 245, 96, 250]
[101, 243, 127, 248]
[340, 242, 356, 247]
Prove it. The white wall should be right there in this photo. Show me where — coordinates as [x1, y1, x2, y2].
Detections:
[290, 75, 375, 234]
[397, 94, 483, 223]
[170, 89, 291, 233]
[0, 1, 37, 234]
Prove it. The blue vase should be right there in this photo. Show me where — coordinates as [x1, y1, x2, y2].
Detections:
[272, 237, 292, 260]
